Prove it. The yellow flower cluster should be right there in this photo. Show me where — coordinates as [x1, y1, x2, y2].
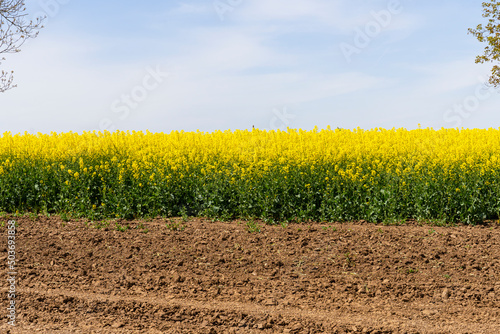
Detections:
[0, 127, 498, 223]
[2, 127, 498, 169]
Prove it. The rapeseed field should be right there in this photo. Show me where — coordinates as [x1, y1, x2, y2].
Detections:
[0, 127, 498, 223]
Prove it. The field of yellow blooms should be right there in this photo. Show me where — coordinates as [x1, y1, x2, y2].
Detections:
[0, 127, 499, 223]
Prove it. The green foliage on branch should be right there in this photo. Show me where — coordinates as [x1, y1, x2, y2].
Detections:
[469, 1, 500, 87]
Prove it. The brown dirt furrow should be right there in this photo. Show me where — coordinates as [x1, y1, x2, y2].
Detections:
[0, 217, 499, 333]
[4, 286, 498, 334]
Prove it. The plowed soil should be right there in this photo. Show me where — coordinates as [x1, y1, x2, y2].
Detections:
[1, 216, 499, 333]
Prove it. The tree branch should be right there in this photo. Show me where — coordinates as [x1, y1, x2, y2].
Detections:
[0, 0, 44, 92]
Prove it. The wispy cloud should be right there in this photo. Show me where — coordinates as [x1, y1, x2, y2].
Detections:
[0, 0, 497, 134]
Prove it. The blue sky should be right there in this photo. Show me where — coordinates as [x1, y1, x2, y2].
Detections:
[1, 0, 498, 134]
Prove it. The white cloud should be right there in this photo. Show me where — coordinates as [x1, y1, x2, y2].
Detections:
[0, 33, 171, 134]
[410, 60, 492, 95]
[1, 0, 498, 134]
[237, 0, 340, 21]
[168, 1, 210, 15]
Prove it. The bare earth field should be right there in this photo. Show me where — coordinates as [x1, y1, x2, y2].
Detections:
[1, 216, 499, 333]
